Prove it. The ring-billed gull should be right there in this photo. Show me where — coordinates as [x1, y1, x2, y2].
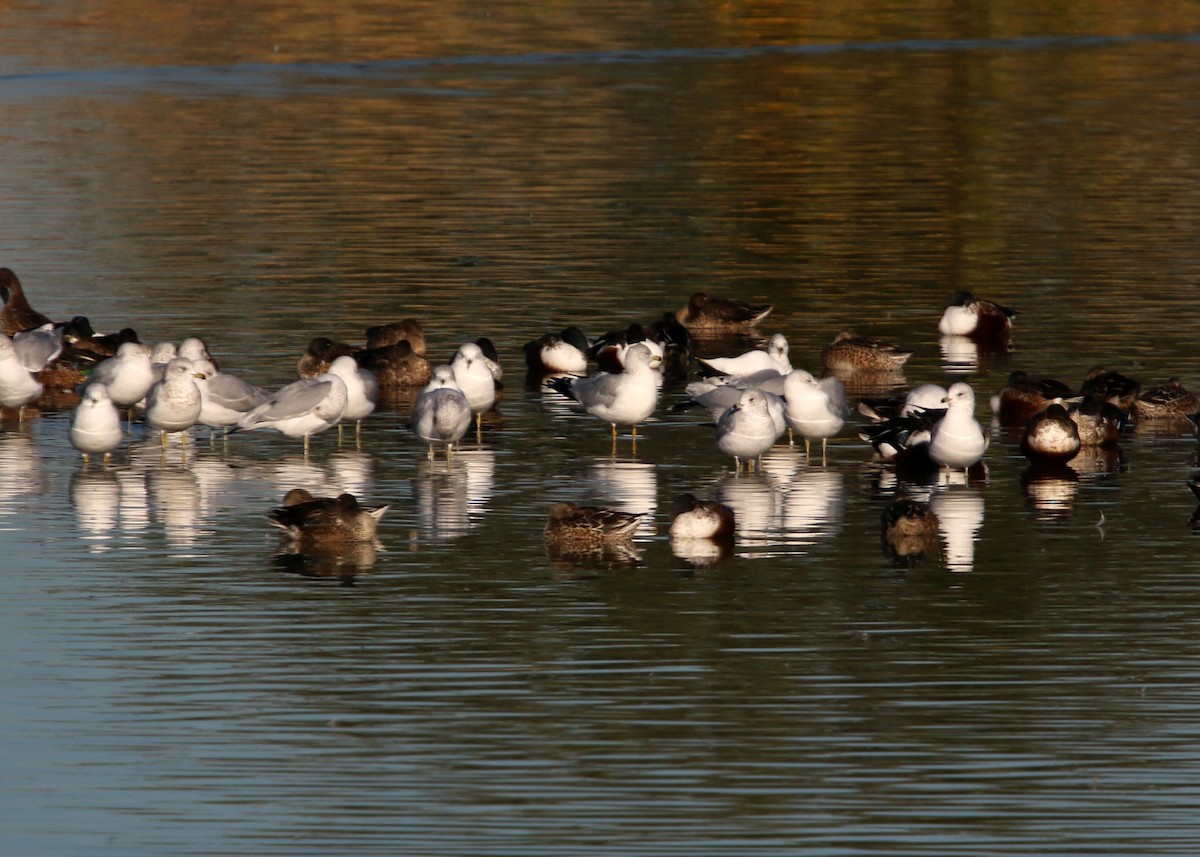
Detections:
[0, 333, 44, 420]
[410, 366, 472, 459]
[89, 342, 156, 423]
[675, 292, 773, 333]
[268, 489, 388, 545]
[1021, 403, 1081, 465]
[715, 388, 782, 471]
[938, 291, 1016, 342]
[191, 358, 270, 436]
[929, 382, 989, 470]
[782, 369, 848, 461]
[524, 326, 590, 375]
[178, 336, 217, 369]
[234, 372, 348, 454]
[69, 383, 123, 466]
[451, 342, 496, 434]
[669, 493, 735, 540]
[327, 354, 378, 439]
[12, 323, 64, 372]
[678, 376, 786, 436]
[546, 342, 660, 440]
[0, 268, 52, 335]
[698, 333, 790, 377]
[145, 357, 204, 447]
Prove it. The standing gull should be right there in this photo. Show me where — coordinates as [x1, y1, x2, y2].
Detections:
[0, 333, 44, 421]
[191, 358, 270, 438]
[410, 366, 472, 460]
[782, 369, 848, 461]
[327, 354, 378, 440]
[716, 388, 782, 471]
[69, 383, 124, 466]
[451, 342, 496, 436]
[144, 357, 204, 447]
[546, 342, 661, 443]
[234, 372, 348, 454]
[89, 341, 156, 426]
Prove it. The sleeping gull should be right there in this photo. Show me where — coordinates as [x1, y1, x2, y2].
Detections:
[327, 354, 378, 440]
[410, 365, 472, 459]
[145, 357, 204, 447]
[0, 333, 44, 421]
[698, 333, 791, 377]
[715, 388, 782, 471]
[782, 369, 848, 461]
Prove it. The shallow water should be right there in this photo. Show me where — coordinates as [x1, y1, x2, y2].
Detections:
[4, 3, 1200, 855]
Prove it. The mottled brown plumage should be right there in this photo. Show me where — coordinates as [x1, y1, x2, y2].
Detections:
[268, 491, 389, 545]
[675, 292, 773, 333]
[821, 330, 911, 373]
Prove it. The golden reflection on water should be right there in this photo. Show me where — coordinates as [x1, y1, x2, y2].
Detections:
[5, 4, 1200, 855]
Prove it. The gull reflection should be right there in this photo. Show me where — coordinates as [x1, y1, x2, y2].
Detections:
[116, 468, 151, 534]
[0, 433, 39, 523]
[327, 448, 376, 498]
[70, 470, 120, 553]
[930, 486, 985, 572]
[779, 467, 844, 547]
[411, 447, 495, 541]
[588, 458, 657, 538]
[716, 471, 779, 555]
[147, 466, 202, 554]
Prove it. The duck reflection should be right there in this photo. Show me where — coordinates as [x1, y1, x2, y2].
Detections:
[588, 457, 657, 538]
[411, 446, 495, 541]
[70, 469, 121, 553]
[274, 540, 379, 583]
[929, 486, 985, 572]
[1021, 465, 1079, 521]
[546, 539, 643, 575]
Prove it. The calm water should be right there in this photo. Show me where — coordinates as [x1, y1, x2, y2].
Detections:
[4, 3, 1200, 855]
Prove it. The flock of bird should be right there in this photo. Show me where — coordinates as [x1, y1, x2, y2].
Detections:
[3, 265, 1199, 568]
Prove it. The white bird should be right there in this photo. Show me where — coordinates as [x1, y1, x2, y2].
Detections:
[716, 388, 782, 470]
[148, 342, 178, 382]
[234, 372, 348, 454]
[12, 323, 63, 372]
[411, 366, 472, 459]
[191, 358, 270, 436]
[69, 383, 123, 465]
[145, 357, 204, 447]
[679, 378, 787, 436]
[178, 336, 215, 367]
[451, 342, 496, 434]
[89, 341, 156, 414]
[327, 355, 378, 440]
[929, 382, 989, 469]
[546, 342, 661, 440]
[698, 333, 791, 377]
[0, 333, 44, 420]
[782, 369, 848, 461]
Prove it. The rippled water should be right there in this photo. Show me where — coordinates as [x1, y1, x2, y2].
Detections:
[4, 2, 1200, 855]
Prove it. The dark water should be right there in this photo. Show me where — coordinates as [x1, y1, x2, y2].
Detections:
[4, 3, 1200, 855]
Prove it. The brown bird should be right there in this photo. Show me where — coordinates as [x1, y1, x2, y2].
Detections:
[268, 490, 389, 545]
[0, 268, 53, 335]
[675, 292, 773, 333]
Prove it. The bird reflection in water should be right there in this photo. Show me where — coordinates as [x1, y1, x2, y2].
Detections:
[70, 469, 121, 553]
[410, 446, 495, 542]
[588, 457, 657, 538]
[274, 539, 379, 584]
[1021, 465, 1079, 522]
[929, 483, 985, 572]
[881, 492, 940, 567]
[0, 432, 42, 524]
